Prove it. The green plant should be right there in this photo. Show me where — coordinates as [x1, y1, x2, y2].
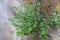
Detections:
[10, 3, 59, 40]
[46, 3, 51, 7]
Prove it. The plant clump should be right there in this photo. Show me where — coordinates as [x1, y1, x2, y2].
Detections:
[10, 2, 59, 40]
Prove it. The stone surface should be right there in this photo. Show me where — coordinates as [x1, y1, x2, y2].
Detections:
[0, 0, 21, 40]
[49, 29, 60, 40]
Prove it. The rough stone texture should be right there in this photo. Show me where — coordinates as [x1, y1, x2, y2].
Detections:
[0, 0, 23, 40]
[49, 29, 60, 40]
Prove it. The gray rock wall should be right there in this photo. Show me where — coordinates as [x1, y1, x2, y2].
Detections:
[0, 0, 24, 40]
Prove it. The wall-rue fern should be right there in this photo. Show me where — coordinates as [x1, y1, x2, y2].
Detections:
[10, 2, 59, 40]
